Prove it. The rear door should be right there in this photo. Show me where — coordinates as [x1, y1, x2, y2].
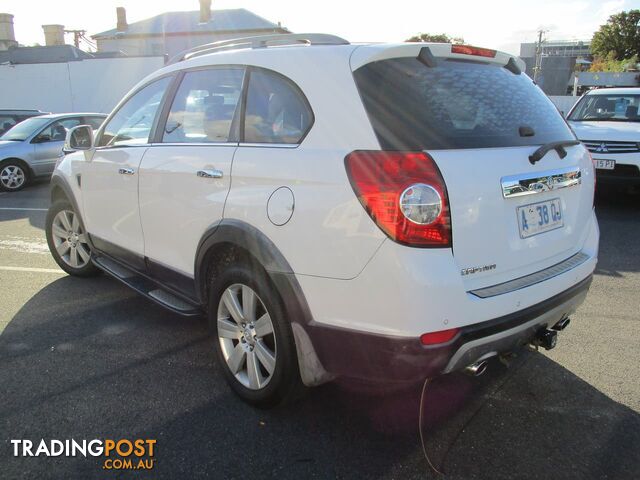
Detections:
[138, 67, 244, 278]
[353, 53, 595, 289]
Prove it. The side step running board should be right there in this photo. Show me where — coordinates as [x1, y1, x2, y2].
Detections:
[93, 255, 201, 316]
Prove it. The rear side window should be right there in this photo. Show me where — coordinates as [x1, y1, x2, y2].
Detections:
[163, 68, 244, 143]
[243, 69, 312, 144]
[353, 58, 574, 150]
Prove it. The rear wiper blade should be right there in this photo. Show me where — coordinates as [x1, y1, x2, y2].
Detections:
[529, 140, 580, 165]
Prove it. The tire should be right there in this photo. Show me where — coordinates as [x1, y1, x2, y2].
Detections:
[0, 160, 29, 192]
[46, 199, 100, 277]
[209, 260, 303, 408]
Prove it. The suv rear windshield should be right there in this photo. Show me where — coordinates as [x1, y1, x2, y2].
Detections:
[353, 57, 575, 150]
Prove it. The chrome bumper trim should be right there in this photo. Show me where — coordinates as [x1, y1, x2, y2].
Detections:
[469, 251, 590, 299]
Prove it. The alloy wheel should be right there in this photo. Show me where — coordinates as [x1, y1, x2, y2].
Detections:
[50, 209, 91, 268]
[0, 165, 26, 190]
[217, 284, 277, 390]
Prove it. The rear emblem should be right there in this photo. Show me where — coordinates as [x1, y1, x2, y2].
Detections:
[461, 264, 496, 276]
[595, 143, 608, 153]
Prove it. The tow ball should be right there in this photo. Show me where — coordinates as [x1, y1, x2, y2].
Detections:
[531, 328, 558, 351]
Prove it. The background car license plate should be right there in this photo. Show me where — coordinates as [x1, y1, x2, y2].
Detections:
[517, 198, 563, 239]
[594, 159, 615, 170]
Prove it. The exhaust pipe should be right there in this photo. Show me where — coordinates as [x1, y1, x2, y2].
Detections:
[464, 360, 488, 377]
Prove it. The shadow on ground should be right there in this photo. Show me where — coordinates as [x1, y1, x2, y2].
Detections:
[1, 275, 638, 479]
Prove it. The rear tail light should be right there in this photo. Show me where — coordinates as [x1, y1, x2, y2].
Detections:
[420, 327, 460, 346]
[344, 151, 451, 247]
[451, 44, 496, 58]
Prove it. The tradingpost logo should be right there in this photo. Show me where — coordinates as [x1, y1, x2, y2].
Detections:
[11, 438, 157, 470]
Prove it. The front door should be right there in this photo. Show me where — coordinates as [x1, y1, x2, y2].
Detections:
[139, 67, 245, 278]
[82, 76, 173, 267]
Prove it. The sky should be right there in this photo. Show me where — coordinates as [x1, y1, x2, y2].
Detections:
[3, 0, 640, 55]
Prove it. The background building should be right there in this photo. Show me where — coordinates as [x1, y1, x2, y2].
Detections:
[520, 39, 592, 95]
[0, 21, 164, 113]
[92, 1, 288, 59]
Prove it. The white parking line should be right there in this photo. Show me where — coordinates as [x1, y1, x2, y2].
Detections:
[0, 266, 64, 274]
[0, 207, 48, 212]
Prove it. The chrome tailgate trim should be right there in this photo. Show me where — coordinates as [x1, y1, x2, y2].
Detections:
[501, 166, 581, 198]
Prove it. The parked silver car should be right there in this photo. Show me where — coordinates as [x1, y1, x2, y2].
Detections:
[0, 113, 107, 191]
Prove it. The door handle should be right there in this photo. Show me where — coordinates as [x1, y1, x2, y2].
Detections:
[118, 167, 135, 175]
[197, 169, 223, 179]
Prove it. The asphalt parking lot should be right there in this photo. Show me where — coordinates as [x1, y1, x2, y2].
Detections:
[0, 181, 639, 479]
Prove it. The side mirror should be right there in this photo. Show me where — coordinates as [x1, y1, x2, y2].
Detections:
[65, 125, 94, 152]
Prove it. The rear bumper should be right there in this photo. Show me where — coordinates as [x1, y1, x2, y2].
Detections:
[305, 275, 592, 383]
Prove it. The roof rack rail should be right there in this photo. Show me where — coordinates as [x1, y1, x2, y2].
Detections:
[170, 33, 350, 64]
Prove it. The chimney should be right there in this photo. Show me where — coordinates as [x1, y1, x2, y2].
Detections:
[42, 24, 65, 46]
[116, 7, 127, 32]
[199, 0, 212, 23]
[0, 13, 18, 51]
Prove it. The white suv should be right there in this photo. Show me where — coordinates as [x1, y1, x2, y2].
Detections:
[46, 34, 599, 407]
[568, 87, 640, 191]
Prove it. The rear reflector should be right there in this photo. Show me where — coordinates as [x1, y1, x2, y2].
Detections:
[344, 151, 451, 247]
[451, 44, 496, 58]
[420, 328, 460, 345]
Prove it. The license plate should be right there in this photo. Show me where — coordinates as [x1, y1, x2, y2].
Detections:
[594, 159, 615, 170]
[517, 198, 563, 239]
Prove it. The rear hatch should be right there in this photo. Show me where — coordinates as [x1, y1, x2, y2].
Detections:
[352, 44, 595, 290]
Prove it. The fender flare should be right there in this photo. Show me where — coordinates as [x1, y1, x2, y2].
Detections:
[194, 219, 333, 386]
[194, 219, 295, 303]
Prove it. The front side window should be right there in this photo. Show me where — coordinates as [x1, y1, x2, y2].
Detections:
[34, 117, 82, 143]
[163, 68, 244, 143]
[84, 116, 106, 130]
[568, 94, 640, 122]
[98, 76, 172, 147]
[243, 69, 313, 144]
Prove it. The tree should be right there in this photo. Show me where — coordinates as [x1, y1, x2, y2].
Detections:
[406, 33, 464, 44]
[591, 9, 640, 60]
[589, 52, 639, 72]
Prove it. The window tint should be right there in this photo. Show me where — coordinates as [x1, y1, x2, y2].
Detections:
[163, 68, 243, 143]
[243, 69, 312, 144]
[35, 117, 82, 143]
[568, 94, 640, 122]
[353, 58, 575, 150]
[84, 116, 106, 130]
[98, 76, 171, 147]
